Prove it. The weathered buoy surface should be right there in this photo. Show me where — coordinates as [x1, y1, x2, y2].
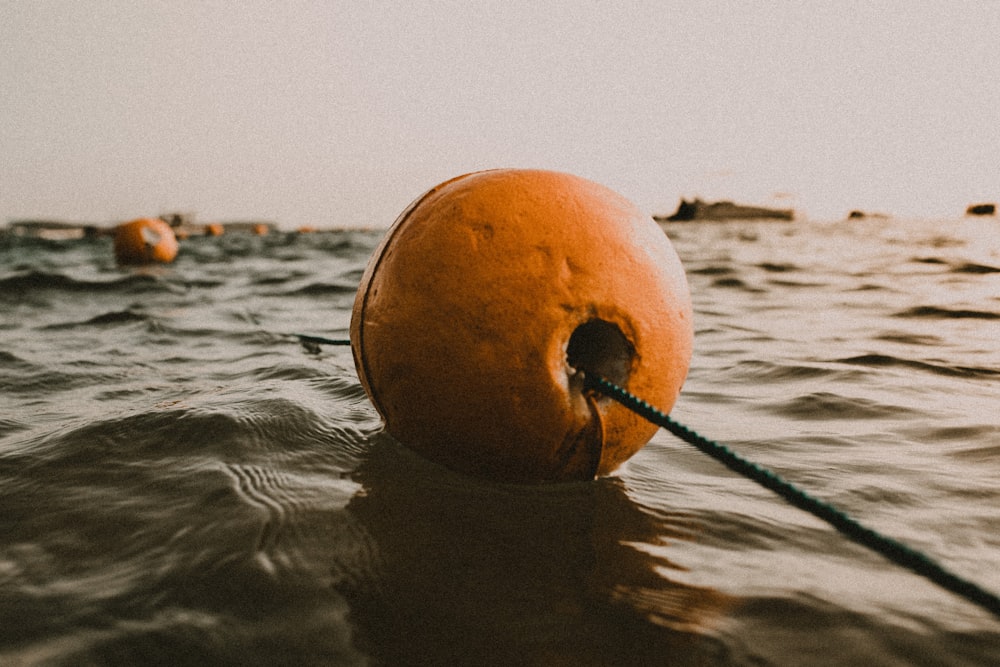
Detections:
[113, 218, 179, 265]
[350, 169, 693, 483]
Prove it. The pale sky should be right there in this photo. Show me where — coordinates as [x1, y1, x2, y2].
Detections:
[2, 1, 999, 228]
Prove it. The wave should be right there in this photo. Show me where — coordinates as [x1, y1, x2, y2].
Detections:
[873, 331, 943, 346]
[756, 262, 800, 272]
[894, 305, 1000, 320]
[0, 270, 164, 294]
[729, 593, 1000, 665]
[910, 257, 1000, 274]
[0, 418, 29, 439]
[1, 361, 129, 396]
[835, 354, 1000, 379]
[760, 391, 918, 420]
[954, 262, 1000, 274]
[277, 281, 359, 297]
[40, 309, 154, 330]
[711, 277, 766, 292]
[727, 359, 863, 382]
[688, 265, 734, 276]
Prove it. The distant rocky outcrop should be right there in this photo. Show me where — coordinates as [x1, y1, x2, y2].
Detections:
[965, 203, 996, 216]
[654, 198, 794, 222]
[847, 210, 889, 220]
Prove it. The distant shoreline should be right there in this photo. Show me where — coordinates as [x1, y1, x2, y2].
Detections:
[654, 198, 794, 223]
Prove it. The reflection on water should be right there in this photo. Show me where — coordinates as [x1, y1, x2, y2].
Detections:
[337, 434, 733, 665]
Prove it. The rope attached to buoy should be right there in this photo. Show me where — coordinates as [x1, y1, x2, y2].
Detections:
[291, 334, 350, 354]
[291, 333, 1000, 618]
[583, 373, 1000, 620]
[294, 333, 350, 346]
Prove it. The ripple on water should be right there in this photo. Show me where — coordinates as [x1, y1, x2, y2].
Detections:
[759, 391, 919, 420]
[835, 353, 1000, 379]
[895, 305, 1000, 320]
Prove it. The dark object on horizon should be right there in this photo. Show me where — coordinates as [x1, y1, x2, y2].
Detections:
[847, 210, 889, 220]
[654, 198, 794, 222]
[3, 214, 281, 240]
[966, 203, 996, 216]
[159, 212, 279, 237]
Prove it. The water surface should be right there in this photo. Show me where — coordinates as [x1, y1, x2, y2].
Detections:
[2, 217, 999, 665]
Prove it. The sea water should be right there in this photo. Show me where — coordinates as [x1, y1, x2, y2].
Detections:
[1, 217, 998, 665]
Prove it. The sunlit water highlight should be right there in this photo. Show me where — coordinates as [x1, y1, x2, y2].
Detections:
[1, 217, 999, 665]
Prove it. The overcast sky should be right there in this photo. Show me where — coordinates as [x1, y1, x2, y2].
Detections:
[3, 1, 999, 228]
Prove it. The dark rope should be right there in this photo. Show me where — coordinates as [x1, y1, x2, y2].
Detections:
[294, 333, 351, 346]
[584, 373, 1000, 620]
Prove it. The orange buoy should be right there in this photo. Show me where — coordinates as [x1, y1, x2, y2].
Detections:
[113, 217, 179, 265]
[205, 223, 224, 237]
[350, 169, 693, 483]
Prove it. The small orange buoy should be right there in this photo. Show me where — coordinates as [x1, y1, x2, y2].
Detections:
[205, 223, 224, 237]
[350, 169, 693, 483]
[113, 217, 179, 265]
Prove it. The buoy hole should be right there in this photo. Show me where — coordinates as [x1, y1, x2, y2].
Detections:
[566, 319, 634, 388]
